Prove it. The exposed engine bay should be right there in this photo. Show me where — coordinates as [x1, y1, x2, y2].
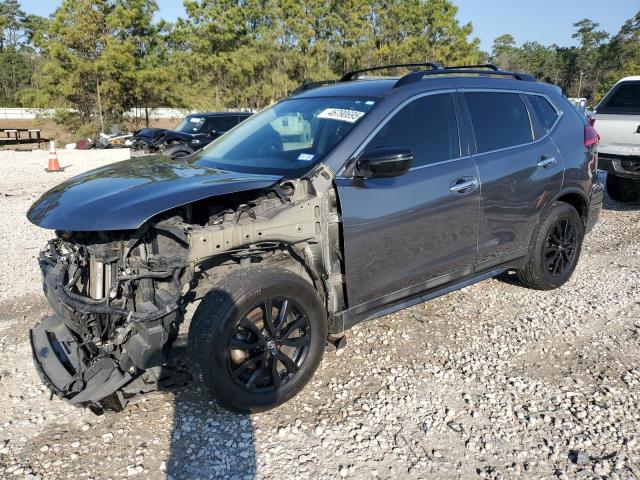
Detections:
[31, 170, 344, 412]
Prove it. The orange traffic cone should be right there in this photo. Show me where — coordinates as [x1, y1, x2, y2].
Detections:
[45, 141, 63, 172]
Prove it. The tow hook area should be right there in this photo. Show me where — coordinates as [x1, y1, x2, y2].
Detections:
[30, 315, 192, 414]
[30, 315, 132, 413]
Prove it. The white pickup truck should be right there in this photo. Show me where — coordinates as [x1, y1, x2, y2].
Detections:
[592, 76, 640, 202]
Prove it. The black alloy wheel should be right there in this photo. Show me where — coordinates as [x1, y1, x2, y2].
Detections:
[188, 265, 326, 413]
[517, 201, 584, 290]
[543, 217, 577, 277]
[228, 298, 311, 393]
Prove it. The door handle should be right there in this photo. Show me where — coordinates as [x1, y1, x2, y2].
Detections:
[450, 178, 478, 194]
[537, 156, 557, 169]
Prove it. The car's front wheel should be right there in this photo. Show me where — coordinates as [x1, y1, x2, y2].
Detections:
[517, 201, 584, 290]
[188, 266, 326, 413]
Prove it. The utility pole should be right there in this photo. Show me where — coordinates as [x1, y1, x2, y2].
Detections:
[577, 70, 585, 98]
[96, 77, 105, 133]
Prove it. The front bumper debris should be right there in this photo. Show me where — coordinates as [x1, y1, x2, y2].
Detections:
[30, 314, 132, 409]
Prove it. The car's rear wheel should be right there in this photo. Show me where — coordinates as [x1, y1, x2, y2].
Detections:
[188, 265, 326, 413]
[606, 174, 640, 203]
[517, 202, 583, 290]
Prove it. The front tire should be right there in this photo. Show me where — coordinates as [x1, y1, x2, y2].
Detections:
[165, 145, 195, 160]
[188, 266, 326, 413]
[517, 202, 584, 290]
[606, 174, 640, 203]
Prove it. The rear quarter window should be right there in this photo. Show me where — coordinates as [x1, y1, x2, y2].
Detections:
[465, 92, 534, 153]
[528, 95, 559, 134]
[598, 81, 640, 114]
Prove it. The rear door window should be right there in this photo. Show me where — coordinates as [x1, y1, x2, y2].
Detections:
[465, 92, 533, 153]
[207, 116, 239, 132]
[598, 81, 640, 114]
[365, 93, 460, 167]
[527, 95, 559, 134]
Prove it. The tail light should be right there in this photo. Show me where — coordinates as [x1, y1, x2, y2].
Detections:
[584, 125, 599, 146]
[584, 124, 599, 175]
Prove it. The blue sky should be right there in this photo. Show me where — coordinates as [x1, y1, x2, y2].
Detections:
[18, 0, 638, 52]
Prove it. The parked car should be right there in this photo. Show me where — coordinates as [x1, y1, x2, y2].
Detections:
[131, 112, 253, 158]
[27, 63, 603, 414]
[591, 76, 640, 202]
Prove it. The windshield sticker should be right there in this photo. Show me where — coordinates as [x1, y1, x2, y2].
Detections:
[298, 153, 315, 161]
[317, 108, 365, 123]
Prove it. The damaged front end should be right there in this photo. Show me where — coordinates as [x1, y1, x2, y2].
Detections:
[30, 172, 345, 412]
[31, 227, 187, 412]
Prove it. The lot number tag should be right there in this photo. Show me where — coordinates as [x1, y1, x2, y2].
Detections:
[317, 108, 365, 123]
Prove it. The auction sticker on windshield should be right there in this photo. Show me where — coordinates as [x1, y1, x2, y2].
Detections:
[317, 108, 365, 123]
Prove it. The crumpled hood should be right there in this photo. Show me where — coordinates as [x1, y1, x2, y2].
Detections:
[27, 155, 282, 231]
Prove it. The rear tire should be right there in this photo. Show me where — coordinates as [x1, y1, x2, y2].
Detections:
[517, 202, 583, 290]
[606, 174, 640, 202]
[188, 266, 326, 413]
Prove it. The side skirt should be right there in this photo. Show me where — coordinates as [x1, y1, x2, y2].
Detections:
[332, 259, 525, 333]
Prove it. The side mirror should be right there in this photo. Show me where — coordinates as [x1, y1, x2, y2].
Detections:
[355, 147, 413, 178]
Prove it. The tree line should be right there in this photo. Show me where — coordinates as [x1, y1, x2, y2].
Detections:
[0, 0, 638, 134]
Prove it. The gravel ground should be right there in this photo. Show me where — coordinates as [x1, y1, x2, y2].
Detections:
[0, 152, 638, 479]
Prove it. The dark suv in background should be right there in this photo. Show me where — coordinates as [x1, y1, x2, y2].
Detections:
[28, 63, 603, 414]
[131, 111, 253, 158]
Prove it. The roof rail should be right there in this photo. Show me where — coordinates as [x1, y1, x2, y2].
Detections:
[290, 80, 339, 95]
[290, 63, 536, 96]
[393, 65, 537, 88]
[340, 62, 443, 82]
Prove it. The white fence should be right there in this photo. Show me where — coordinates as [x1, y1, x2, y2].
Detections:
[0, 107, 253, 120]
[0, 108, 56, 120]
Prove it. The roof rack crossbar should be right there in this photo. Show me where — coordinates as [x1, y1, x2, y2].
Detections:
[393, 67, 536, 88]
[443, 63, 500, 71]
[340, 62, 443, 82]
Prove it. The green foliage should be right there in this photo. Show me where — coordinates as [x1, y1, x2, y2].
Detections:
[29, 0, 176, 133]
[489, 12, 639, 102]
[0, 0, 43, 106]
[2, 0, 639, 128]
[164, 0, 482, 109]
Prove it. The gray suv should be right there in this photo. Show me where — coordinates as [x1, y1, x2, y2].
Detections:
[27, 63, 603, 413]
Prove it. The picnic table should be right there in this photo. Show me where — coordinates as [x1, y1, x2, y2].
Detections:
[0, 128, 46, 146]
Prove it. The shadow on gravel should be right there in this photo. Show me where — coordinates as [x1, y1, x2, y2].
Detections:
[602, 193, 640, 212]
[166, 384, 256, 479]
[164, 288, 257, 479]
[599, 172, 640, 212]
[495, 270, 525, 287]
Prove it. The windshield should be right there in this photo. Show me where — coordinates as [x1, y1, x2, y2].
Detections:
[598, 81, 640, 115]
[191, 97, 377, 175]
[175, 116, 207, 134]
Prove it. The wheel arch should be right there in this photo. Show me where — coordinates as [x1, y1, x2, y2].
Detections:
[525, 187, 589, 252]
[549, 187, 590, 228]
[192, 244, 327, 310]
